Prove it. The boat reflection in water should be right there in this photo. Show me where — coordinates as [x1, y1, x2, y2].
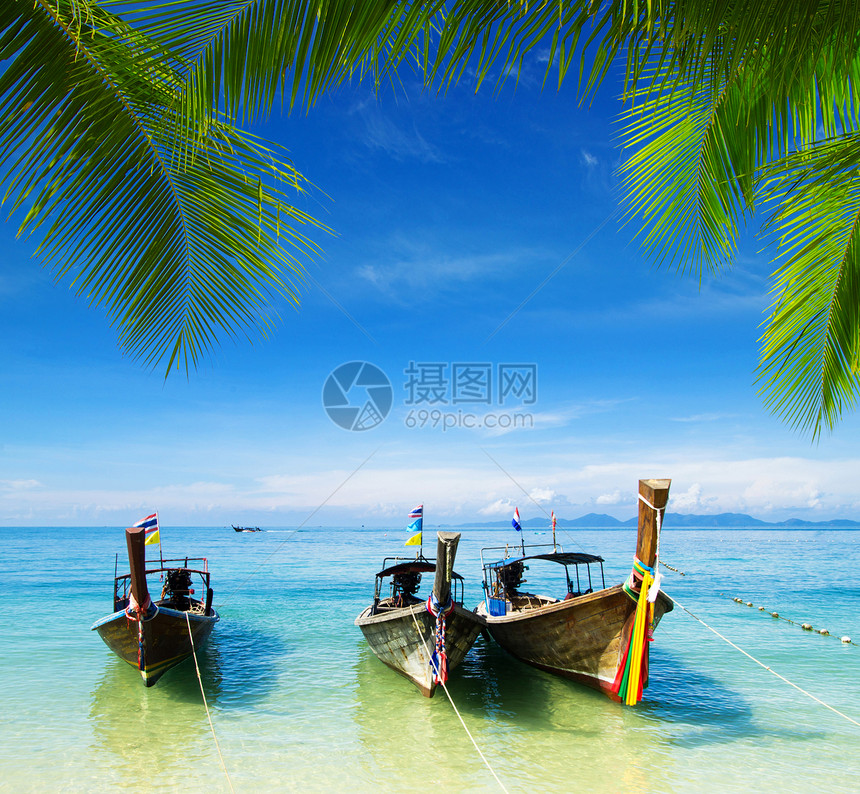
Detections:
[88, 641, 224, 780]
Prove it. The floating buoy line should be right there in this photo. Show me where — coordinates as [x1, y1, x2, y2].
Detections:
[657, 565, 859, 726]
[668, 595, 860, 729]
[657, 563, 855, 647]
[725, 595, 856, 646]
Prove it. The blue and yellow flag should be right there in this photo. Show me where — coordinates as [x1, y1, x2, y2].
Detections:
[405, 531, 422, 546]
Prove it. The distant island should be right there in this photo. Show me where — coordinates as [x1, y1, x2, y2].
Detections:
[450, 512, 860, 529]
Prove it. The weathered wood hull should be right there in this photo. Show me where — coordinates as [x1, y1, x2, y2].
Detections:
[479, 584, 673, 700]
[92, 604, 219, 686]
[355, 603, 485, 697]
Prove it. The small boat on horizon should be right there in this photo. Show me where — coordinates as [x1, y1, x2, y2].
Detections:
[91, 521, 219, 686]
[476, 478, 673, 704]
[355, 530, 485, 697]
[232, 524, 263, 532]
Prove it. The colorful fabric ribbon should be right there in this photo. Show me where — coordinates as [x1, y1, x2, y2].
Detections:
[426, 592, 454, 684]
[125, 593, 157, 671]
[613, 556, 655, 705]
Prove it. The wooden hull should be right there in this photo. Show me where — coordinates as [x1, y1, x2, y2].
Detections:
[478, 584, 673, 700]
[92, 604, 219, 686]
[355, 602, 485, 697]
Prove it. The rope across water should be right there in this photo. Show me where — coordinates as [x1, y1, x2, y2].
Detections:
[409, 606, 509, 793]
[184, 612, 236, 793]
[669, 594, 860, 729]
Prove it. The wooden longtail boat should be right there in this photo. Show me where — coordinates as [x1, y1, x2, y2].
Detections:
[91, 526, 219, 686]
[476, 479, 673, 704]
[355, 531, 485, 697]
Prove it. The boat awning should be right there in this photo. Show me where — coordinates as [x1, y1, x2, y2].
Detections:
[484, 551, 603, 570]
[376, 561, 464, 580]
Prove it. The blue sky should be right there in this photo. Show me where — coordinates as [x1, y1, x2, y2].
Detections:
[3, 58, 860, 526]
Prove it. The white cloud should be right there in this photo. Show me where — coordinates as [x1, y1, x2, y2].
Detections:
[479, 498, 516, 516]
[4, 454, 860, 525]
[596, 489, 624, 505]
[526, 399, 635, 432]
[669, 482, 719, 512]
[529, 487, 555, 504]
[581, 149, 598, 167]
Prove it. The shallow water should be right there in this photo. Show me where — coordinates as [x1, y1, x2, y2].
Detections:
[1, 526, 858, 792]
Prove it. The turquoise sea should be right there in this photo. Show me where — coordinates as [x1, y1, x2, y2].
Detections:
[1, 525, 858, 793]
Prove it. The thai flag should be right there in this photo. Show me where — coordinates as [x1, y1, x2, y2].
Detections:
[408, 505, 423, 519]
[133, 512, 159, 534]
[512, 507, 521, 532]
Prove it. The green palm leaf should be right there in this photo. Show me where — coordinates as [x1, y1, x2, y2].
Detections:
[114, 0, 439, 122]
[759, 136, 860, 436]
[2, 0, 324, 373]
[619, 71, 752, 275]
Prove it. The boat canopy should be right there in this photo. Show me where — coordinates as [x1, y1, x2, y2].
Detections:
[377, 560, 464, 580]
[484, 551, 603, 570]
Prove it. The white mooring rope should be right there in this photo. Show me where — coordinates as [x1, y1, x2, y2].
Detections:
[185, 612, 236, 793]
[409, 607, 509, 793]
[669, 595, 860, 729]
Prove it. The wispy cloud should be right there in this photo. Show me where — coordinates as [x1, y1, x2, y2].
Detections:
[505, 265, 769, 333]
[671, 412, 739, 423]
[519, 399, 636, 434]
[359, 110, 443, 163]
[356, 242, 545, 299]
[0, 479, 43, 491]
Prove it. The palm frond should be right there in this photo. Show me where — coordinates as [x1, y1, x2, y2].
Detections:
[758, 135, 860, 436]
[112, 0, 440, 122]
[2, 0, 324, 374]
[617, 35, 860, 274]
[619, 72, 750, 274]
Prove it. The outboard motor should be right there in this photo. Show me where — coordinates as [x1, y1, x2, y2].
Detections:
[392, 571, 421, 605]
[499, 560, 526, 594]
[164, 568, 193, 610]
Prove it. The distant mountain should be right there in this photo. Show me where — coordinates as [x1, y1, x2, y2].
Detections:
[655, 512, 769, 528]
[457, 511, 860, 529]
[565, 513, 627, 527]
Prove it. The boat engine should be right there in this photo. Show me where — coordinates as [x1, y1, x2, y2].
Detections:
[499, 561, 526, 594]
[163, 568, 193, 610]
[392, 571, 421, 603]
